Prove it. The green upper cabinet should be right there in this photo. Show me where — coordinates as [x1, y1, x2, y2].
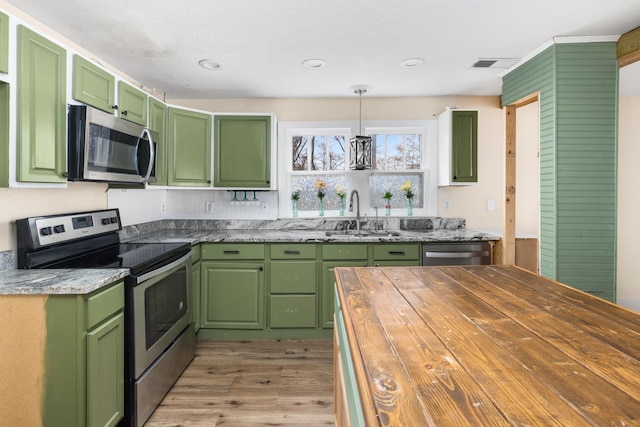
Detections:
[148, 98, 167, 186]
[438, 109, 478, 185]
[0, 11, 8, 74]
[168, 107, 211, 186]
[117, 81, 147, 125]
[72, 55, 115, 114]
[17, 25, 67, 183]
[214, 115, 271, 188]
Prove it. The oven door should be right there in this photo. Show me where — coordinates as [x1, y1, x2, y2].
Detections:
[131, 250, 192, 378]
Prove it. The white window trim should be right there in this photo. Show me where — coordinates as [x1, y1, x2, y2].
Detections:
[277, 120, 437, 218]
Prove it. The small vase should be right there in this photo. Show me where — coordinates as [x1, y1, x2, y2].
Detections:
[407, 198, 413, 216]
[292, 199, 298, 217]
[318, 198, 324, 217]
[385, 201, 391, 216]
[339, 198, 345, 216]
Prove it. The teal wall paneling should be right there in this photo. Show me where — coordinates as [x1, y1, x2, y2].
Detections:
[502, 42, 618, 301]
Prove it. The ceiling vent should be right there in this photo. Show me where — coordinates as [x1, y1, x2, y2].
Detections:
[472, 58, 520, 69]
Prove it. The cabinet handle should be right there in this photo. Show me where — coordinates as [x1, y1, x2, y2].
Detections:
[259, 266, 264, 271]
[223, 250, 240, 255]
[388, 251, 406, 255]
[122, 110, 128, 116]
[284, 250, 301, 255]
[111, 105, 118, 110]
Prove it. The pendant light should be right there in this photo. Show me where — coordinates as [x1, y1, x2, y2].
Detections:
[349, 85, 372, 170]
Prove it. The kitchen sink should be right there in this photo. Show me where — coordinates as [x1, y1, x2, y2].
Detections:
[325, 230, 401, 238]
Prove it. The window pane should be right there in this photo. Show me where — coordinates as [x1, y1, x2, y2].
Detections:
[405, 134, 421, 169]
[372, 133, 422, 170]
[329, 136, 345, 170]
[369, 173, 423, 209]
[292, 136, 308, 171]
[291, 175, 347, 211]
[310, 136, 327, 170]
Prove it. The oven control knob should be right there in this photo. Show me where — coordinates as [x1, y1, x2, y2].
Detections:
[101, 218, 110, 225]
[53, 225, 65, 234]
[110, 217, 118, 224]
[40, 227, 53, 236]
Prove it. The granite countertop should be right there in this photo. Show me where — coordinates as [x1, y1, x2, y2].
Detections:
[0, 268, 129, 295]
[0, 217, 500, 296]
[126, 227, 500, 245]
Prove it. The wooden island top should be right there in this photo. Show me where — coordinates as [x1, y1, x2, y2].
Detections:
[333, 265, 640, 426]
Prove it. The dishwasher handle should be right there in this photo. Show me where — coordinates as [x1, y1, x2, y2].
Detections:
[425, 250, 490, 259]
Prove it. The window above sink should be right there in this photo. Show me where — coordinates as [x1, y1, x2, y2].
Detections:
[277, 120, 438, 219]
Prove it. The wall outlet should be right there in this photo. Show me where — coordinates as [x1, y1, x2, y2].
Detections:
[443, 199, 451, 211]
[487, 199, 495, 211]
[205, 201, 214, 213]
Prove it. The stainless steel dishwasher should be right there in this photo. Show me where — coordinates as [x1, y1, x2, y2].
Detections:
[421, 242, 491, 265]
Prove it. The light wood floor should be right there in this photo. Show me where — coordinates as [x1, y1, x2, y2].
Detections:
[144, 339, 335, 427]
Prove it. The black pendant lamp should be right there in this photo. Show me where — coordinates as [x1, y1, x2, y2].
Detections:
[349, 86, 372, 170]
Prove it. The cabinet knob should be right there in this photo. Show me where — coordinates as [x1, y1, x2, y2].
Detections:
[259, 266, 264, 271]
[122, 110, 128, 116]
[111, 105, 118, 110]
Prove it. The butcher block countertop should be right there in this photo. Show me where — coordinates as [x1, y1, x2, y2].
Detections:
[333, 265, 640, 426]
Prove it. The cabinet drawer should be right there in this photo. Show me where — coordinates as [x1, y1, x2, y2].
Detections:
[271, 261, 316, 294]
[202, 243, 265, 260]
[271, 243, 316, 259]
[322, 244, 368, 260]
[373, 243, 420, 261]
[86, 281, 124, 330]
[269, 295, 316, 328]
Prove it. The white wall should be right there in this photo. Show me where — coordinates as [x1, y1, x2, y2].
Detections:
[617, 96, 640, 312]
[515, 101, 540, 237]
[0, 182, 108, 251]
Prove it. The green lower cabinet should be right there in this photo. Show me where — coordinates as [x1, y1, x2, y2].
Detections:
[87, 312, 125, 427]
[269, 295, 316, 328]
[17, 25, 67, 183]
[201, 261, 265, 329]
[44, 281, 124, 427]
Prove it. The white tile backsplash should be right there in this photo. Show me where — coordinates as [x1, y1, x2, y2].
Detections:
[108, 188, 280, 225]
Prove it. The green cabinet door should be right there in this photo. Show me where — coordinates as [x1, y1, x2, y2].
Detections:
[192, 260, 201, 332]
[0, 11, 8, 73]
[17, 25, 67, 183]
[117, 81, 147, 125]
[372, 243, 420, 266]
[270, 295, 316, 328]
[87, 312, 124, 427]
[0, 82, 8, 187]
[148, 98, 168, 186]
[451, 110, 478, 183]
[72, 55, 115, 113]
[321, 260, 366, 328]
[214, 115, 271, 188]
[168, 107, 212, 186]
[201, 261, 265, 329]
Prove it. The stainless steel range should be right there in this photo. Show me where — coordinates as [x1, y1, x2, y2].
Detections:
[16, 208, 195, 427]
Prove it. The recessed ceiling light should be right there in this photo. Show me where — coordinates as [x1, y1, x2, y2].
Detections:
[198, 59, 222, 70]
[302, 59, 326, 69]
[400, 58, 425, 69]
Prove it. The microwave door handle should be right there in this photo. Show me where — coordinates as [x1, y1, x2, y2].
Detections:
[140, 128, 155, 182]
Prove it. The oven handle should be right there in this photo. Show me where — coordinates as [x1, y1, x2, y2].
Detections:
[135, 250, 193, 285]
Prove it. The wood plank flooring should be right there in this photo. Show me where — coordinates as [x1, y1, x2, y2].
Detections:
[144, 339, 335, 427]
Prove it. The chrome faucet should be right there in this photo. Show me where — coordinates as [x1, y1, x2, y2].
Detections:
[374, 206, 379, 231]
[349, 189, 361, 230]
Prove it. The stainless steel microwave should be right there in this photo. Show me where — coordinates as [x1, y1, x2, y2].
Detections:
[67, 105, 157, 184]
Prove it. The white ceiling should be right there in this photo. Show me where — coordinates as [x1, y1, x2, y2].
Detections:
[6, 0, 640, 98]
